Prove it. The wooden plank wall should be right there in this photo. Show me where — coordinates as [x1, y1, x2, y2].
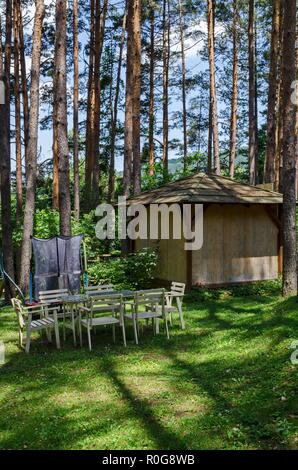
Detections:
[134, 203, 279, 286]
[192, 204, 279, 285]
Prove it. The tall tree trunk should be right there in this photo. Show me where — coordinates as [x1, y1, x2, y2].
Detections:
[54, 0, 71, 236]
[108, 9, 126, 202]
[73, 0, 80, 220]
[229, 0, 239, 179]
[92, 0, 108, 206]
[52, 1, 60, 212]
[85, 0, 95, 204]
[52, 51, 59, 211]
[0, 0, 15, 299]
[13, 0, 22, 223]
[19, 0, 45, 295]
[162, 0, 170, 179]
[248, 0, 258, 185]
[275, 2, 284, 192]
[281, 0, 297, 297]
[132, 0, 141, 196]
[17, 2, 29, 179]
[123, 0, 134, 197]
[207, 96, 213, 173]
[148, 6, 155, 176]
[295, 27, 298, 198]
[254, 15, 259, 184]
[207, 0, 220, 175]
[264, 0, 281, 185]
[178, 0, 188, 171]
[52, 103, 59, 209]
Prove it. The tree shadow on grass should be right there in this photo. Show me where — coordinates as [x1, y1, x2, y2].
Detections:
[185, 295, 298, 351]
[0, 327, 192, 449]
[185, 295, 275, 333]
[100, 356, 188, 450]
[161, 344, 298, 449]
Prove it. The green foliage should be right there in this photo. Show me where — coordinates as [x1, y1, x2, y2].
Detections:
[87, 248, 159, 289]
[124, 247, 159, 288]
[33, 209, 60, 239]
[13, 209, 119, 261]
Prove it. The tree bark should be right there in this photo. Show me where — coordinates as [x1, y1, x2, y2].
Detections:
[109, 8, 126, 201]
[85, 0, 95, 204]
[52, 100, 59, 210]
[229, 0, 239, 179]
[123, 0, 134, 197]
[207, 0, 220, 175]
[178, 0, 188, 171]
[91, 0, 108, 206]
[132, 0, 141, 196]
[148, 6, 155, 177]
[248, 0, 258, 185]
[54, 0, 71, 236]
[0, 0, 15, 299]
[162, 0, 170, 179]
[17, 2, 29, 179]
[13, 0, 22, 223]
[281, 0, 297, 297]
[264, 0, 281, 185]
[73, 0, 80, 220]
[275, 2, 284, 192]
[207, 96, 212, 173]
[19, 0, 45, 295]
[295, 27, 298, 198]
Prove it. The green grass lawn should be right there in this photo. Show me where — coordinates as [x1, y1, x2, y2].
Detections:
[0, 290, 298, 450]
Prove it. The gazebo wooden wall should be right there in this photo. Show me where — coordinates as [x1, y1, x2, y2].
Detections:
[134, 203, 281, 288]
[191, 204, 280, 286]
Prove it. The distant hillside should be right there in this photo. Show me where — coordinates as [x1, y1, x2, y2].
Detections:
[168, 158, 183, 173]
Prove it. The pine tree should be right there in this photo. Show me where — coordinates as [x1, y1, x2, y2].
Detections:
[20, 0, 45, 295]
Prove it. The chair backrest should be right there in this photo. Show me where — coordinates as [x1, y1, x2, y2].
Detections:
[39, 288, 69, 303]
[87, 293, 123, 315]
[170, 282, 185, 296]
[135, 289, 165, 310]
[168, 282, 185, 307]
[11, 298, 25, 328]
[85, 284, 114, 296]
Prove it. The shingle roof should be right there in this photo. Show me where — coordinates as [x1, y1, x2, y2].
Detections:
[127, 173, 283, 205]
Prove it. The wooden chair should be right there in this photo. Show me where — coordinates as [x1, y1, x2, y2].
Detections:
[85, 284, 120, 317]
[39, 288, 78, 345]
[78, 294, 126, 351]
[124, 289, 169, 344]
[11, 298, 60, 353]
[155, 282, 186, 330]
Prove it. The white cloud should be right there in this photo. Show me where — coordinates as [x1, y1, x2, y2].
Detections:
[170, 19, 225, 59]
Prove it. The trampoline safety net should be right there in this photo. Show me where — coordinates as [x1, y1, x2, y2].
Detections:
[32, 234, 84, 300]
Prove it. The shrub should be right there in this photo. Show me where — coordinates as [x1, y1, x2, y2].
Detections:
[87, 248, 159, 290]
[125, 248, 159, 288]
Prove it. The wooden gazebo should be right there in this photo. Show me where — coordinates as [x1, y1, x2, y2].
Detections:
[128, 173, 283, 289]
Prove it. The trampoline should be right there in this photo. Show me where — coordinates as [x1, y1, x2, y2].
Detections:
[31, 234, 88, 302]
